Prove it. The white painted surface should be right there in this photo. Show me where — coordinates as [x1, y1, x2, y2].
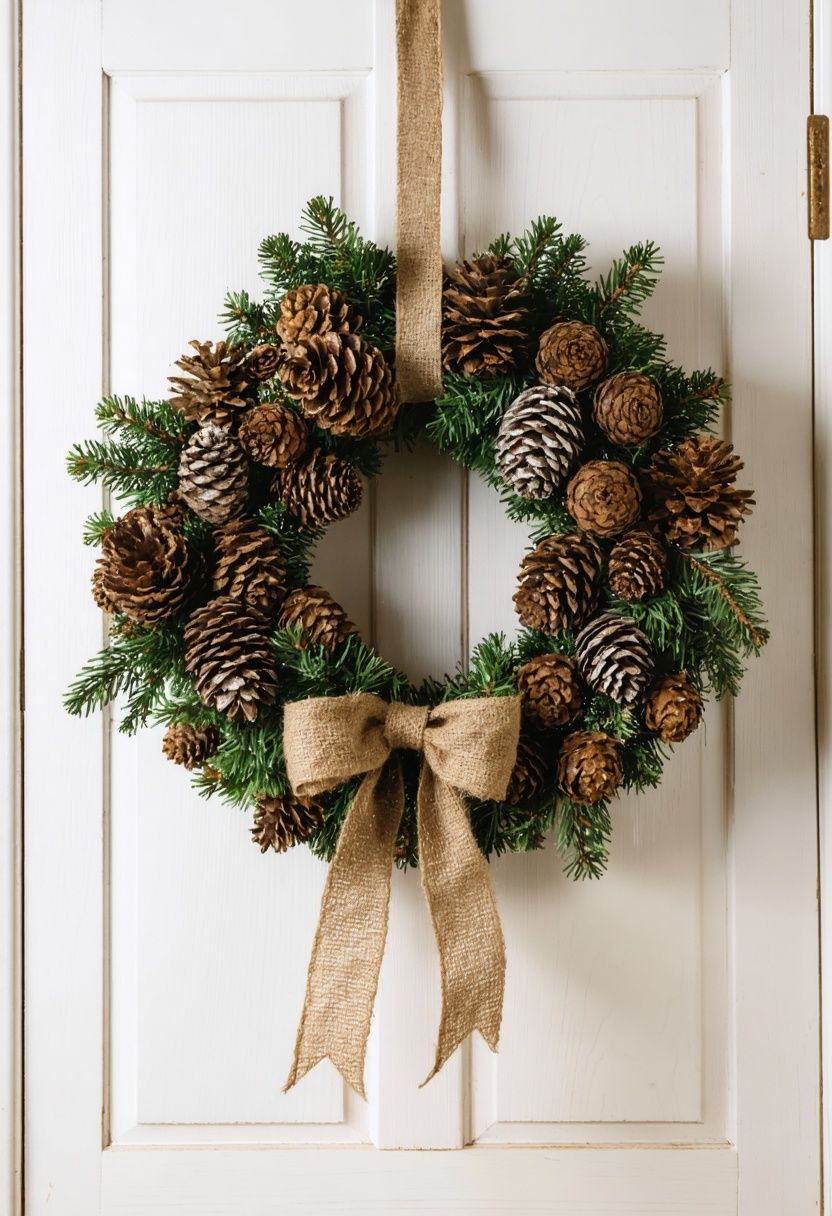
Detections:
[22, 0, 819, 1212]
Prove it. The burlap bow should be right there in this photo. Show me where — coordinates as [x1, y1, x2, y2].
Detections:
[282, 692, 521, 1097]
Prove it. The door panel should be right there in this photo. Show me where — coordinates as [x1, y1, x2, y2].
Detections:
[23, 0, 818, 1211]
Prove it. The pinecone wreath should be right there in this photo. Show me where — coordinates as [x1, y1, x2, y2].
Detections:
[279, 332, 398, 437]
[575, 612, 654, 706]
[514, 533, 603, 635]
[184, 596, 278, 722]
[178, 425, 248, 524]
[496, 385, 585, 499]
[272, 449, 362, 527]
[441, 254, 528, 376]
[162, 722, 220, 770]
[212, 519, 287, 617]
[647, 436, 754, 550]
[251, 793, 324, 853]
[278, 585, 356, 653]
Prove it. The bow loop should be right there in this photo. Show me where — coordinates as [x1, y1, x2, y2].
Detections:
[422, 697, 521, 803]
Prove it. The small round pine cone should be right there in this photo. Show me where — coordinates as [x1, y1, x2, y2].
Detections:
[279, 332, 398, 437]
[246, 343, 282, 382]
[516, 653, 584, 728]
[646, 436, 754, 551]
[505, 729, 555, 806]
[162, 721, 220, 770]
[575, 611, 654, 706]
[251, 792, 324, 853]
[608, 529, 668, 602]
[212, 519, 287, 617]
[566, 459, 642, 537]
[495, 385, 585, 499]
[557, 730, 623, 805]
[275, 284, 358, 349]
[644, 673, 703, 743]
[278, 585, 356, 653]
[593, 372, 663, 446]
[178, 424, 248, 525]
[168, 339, 251, 427]
[514, 533, 603, 636]
[95, 505, 194, 625]
[536, 321, 608, 392]
[238, 403, 308, 468]
[272, 448, 362, 528]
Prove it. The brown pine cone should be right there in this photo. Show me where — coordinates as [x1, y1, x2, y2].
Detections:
[279, 332, 398, 437]
[275, 284, 357, 348]
[566, 459, 642, 537]
[608, 529, 668, 602]
[495, 385, 585, 499]
[646, 436, 754, 551]
[238, 403, 308, 468]
[246, 343, 282, 382]
[557, 730, 623, 805]
[536, 321, 608, 392]
[94, 505, 194, 625]
[178, 424, 248, 525]
[514, 533, 603, 635]
[278, 585, 356, 653]
[168, 339, 251, 427]
[91, 566, 115, 613]
[575, 611, 654, 706]
[442, 254, 529, 377]
[644, 673, 703, 743]
[184, 596, 278, 722]
[516, 653, 584, 728]
[251, 792, 324, 853]
[505, 729, 555, 806]
[162, 721, 220, 770]
[272, 448, 362, 528]
[212, 519, 286, 617]
[594, 371, 663, 446]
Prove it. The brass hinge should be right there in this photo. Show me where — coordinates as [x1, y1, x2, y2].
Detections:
[808, 114, 829, 240]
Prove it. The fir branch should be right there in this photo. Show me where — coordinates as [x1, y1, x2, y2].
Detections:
[95, 395, 188, 448]
[66, 437, 179, 506]
[255, 502, 322, 587]
[220, 290, 275, 346]
[681, 552, 768, 652]
[557, 798, 612, 880]
[82, 509, 115, 546]
[594, 241, 663, 323]
[64, 622, 184, 731]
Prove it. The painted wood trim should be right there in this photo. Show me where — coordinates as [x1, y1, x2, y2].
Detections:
[0, 2, 21, 1213]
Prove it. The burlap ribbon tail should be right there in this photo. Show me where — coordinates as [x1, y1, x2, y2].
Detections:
[282, 693, 521, 1097]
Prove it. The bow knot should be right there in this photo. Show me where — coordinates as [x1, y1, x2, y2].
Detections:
[282, 692, 521, 1097]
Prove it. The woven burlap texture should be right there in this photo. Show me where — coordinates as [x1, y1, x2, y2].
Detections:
[282, 692, 521, 1097]
[395, 0, 444, 403]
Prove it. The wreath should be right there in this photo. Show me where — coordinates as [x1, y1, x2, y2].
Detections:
[65, 196, 767, 884]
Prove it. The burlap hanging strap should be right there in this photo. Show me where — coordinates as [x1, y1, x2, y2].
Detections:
[282, 693, 521, 1097]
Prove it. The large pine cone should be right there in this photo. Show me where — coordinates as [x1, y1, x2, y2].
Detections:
[441, 255, 528, 377]
[94, 505, 194, 625]
[505, 728, 555, 806]
[646, 436, 754, 551]
[516, 652, 584, 728]
[536, 321, 608, 392]
[251, 792, 324, 853]
[593, 372, 663, 446]
[168, 339, 251, 427]
[238, 403, 308, 468]
[162, 721, 220, 770]
[557, 730, 623, 805]
[279, 332, 398, 437]
[246, 343, 282, 382]
[566, 459, 642, 537]
[278, 585, 356, 653]
[575, 611, 654, 706]
[496, 385, 585, 499]
[608, 529, 668, 602]
[644, 673, 703, 743]
[212, 519, 286, 617]
[272, 448, 362, 527]
[178, 425, 248, 525]
[514, 533, 603, 635]
[184, 596, 278, 722]
[276, 284, 357, 348]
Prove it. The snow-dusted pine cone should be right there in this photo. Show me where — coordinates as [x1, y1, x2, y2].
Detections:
[575, 611, 654, 706]
[178, 424, 248, 525]
[496, 385, 585, 499]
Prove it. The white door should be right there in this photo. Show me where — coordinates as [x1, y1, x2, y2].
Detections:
[23, 1, 819, 1212]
